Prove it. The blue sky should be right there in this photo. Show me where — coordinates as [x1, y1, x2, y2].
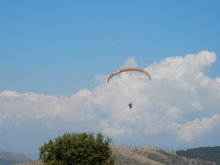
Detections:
[1, 0, 220, 159]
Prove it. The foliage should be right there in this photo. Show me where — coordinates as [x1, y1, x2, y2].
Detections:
[39, 132, 115, 165]
[176, 146, 220, 164]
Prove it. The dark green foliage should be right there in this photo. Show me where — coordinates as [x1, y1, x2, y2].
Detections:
[176, 146, 220, 164]
[39, 132, 115, 165]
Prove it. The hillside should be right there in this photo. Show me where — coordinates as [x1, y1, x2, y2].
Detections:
[14, 145, 217, 165]
[176, 146, 220, 165]
[111, 145, 214, 165]
[0, 151, 33, 165]
[111, 145, 186, 165]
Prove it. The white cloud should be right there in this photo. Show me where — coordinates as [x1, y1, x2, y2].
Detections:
[176, 114, 220, 142]
[121, 57, 138, 68]
[0, 89, 97, 127]
[1, 51, 220, 145]
[0, 91, 21, 97]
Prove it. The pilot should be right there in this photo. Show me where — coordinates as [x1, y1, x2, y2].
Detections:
[128, 102, 132, 108]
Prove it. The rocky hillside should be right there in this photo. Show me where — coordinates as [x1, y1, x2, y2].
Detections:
[15, 146, 216, 165]
[0, 151, 33, 165]
[111, 145, 215, 165]
[15, 160, 42, 165]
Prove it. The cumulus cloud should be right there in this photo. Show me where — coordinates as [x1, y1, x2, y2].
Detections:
[176, 114, 220, 142]
[0, 89, 97, 128]
[1, 51, 220, 145]
[121, 57, 138, 68]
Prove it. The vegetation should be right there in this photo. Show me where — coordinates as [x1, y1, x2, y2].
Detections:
[176, 146, 220, 165]
[39, 132, 115, 165]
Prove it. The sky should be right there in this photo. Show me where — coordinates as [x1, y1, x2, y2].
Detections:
[1, 0, 220, 159]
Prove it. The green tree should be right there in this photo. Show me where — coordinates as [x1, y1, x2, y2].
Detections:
[39, 132, 116, 165]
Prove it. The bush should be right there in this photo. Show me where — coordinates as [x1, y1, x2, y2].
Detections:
[39, 132, 115, 165]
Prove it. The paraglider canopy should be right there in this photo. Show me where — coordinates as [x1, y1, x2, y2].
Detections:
[107, 68, 151, 83]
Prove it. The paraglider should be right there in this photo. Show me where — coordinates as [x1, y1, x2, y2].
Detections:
[107, 68, 151, 83]
[107, 68, 151, 108]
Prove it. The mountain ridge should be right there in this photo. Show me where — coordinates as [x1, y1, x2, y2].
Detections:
[13, 145, 219, 165]
[0, 151, 33, 165]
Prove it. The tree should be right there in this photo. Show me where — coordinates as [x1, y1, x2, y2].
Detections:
[39, 132, 116, 165]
